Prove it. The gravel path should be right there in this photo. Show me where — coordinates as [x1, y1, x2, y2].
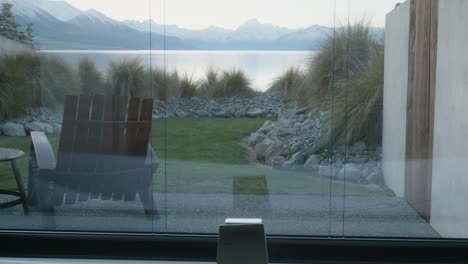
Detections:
[0, 193, 438, 238]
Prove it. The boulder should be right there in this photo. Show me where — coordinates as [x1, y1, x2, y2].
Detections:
[265, 144, 284, 164]
[246, 108, 265, 118]
[212, 109, 233, 118]
[274, 127, 295, 138]
[52, 123, 62, 134]
[366, 170, 384, 184]
[305, 154, 322, 167]
[270, 156, 286, 168]
[248, 133, 266, 146]
[337, 163, 364, 182]
[24, 121, 54, 134]
[351, 141, 367, 153]
[2, 122, 26, 137]
[191, 96, 201, 102]
[175, 110, 189, 118]
[255, 143, 270, 160]
[282, 152, 306, 168]
[304, 154, 323, 172]
[234, 109, 247, 117]
[294, 107, 310, 115]
[318, 165, 333, 177]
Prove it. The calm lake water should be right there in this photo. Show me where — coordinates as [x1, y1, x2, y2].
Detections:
[41, 50, 314, 92]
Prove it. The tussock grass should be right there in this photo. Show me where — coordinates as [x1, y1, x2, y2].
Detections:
[107, 58, 149, 97]
[78, 57, 105, 96]
[268, 67, 306, 103]
[0, 52, 78, 119]
[311, 21, 385, 151]
[179, 75, 198, 98]
[0, 52, 255, 120]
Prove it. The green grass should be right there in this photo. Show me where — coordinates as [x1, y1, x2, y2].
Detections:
[0, 118, 383, 196]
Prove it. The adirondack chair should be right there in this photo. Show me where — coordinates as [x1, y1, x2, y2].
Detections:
[28, 95, 159, 228]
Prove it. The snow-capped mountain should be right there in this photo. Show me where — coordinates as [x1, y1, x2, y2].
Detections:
[1, 0, 80, 21]
[1, 0, 192, 49]
[1, 0, 335, 50]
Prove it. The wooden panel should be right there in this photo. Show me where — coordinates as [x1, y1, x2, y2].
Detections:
[66, 96, 91, 204]
[98, 96, 114, 200]
[123, 97, 140, 201]
[57, 96, 78, 171]
[54, 96, 78, 205]
[88, 95, 105, 200]
[405, 0, 438, 221]
[135, 98, 153, 156]
[111, 96, 128, 201]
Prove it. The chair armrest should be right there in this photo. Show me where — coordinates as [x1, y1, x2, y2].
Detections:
[145, 144, 160, 174]
[30, 131, 56, 170]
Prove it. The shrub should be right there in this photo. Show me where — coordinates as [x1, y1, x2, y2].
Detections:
[78, 57, 105, 96]
[107, 58, 148, 97]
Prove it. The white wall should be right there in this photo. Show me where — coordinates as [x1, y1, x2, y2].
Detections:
[430, 0, 468, 238]
[0, 35, 32, 55]
[382, 1, 410, 198]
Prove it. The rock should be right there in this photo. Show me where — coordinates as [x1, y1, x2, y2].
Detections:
[258, 120, 274, 134]
[196, 110, 211, 117]
[255, 143, 270, 160]
[175, 110, 189, 118]
[212, 109, 233, 118]
[294, 107, 310, 115]
[270, 156, 286, 168]
[265, 144, 284, 164]
[2, 122, 26, 137]
[351, 141, 367, 153]
[246, 108, 265, 118]
[234, 109, 247, 118]
[337, 163, 364, 182]
[191, 96, 201, 101]
[274, 127, 295, 138]
[52, 123, 62, 134]
[24, 121, 54, 134]
[366, 170, 384, 184]
[282, 152, 306, 168]
[318, 165, 333, 177]
[248, 133, 266, 146]
[304, 154, 322, 172]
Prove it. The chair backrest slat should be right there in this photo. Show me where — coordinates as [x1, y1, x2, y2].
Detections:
[55, 95, 153, 201]
[57, 96, 78, 172]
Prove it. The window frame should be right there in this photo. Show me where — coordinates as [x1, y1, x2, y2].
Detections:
[1, 231, 468, 263]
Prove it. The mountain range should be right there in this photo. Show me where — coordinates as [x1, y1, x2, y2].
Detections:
[1, 0, 332, 50]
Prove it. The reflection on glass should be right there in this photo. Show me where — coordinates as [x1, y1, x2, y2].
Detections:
[0, 0, 466, 240]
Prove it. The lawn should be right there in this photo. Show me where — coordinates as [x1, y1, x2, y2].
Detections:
[0, 118, 384, 196]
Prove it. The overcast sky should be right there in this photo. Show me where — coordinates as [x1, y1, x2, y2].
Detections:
[58, 0, 402, 29]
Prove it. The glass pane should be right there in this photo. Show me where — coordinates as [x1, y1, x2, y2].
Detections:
[0, 0, 467, 241]
[0, 0, 155, 232]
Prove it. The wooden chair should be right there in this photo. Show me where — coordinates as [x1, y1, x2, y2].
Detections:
[28, 95, 158, 228]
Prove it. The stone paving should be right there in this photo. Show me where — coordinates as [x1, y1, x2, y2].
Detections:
[0, 192, 439, 238]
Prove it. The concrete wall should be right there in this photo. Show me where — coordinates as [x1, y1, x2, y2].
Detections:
[382, 1, 410, 198]
[430, 0, 468, 238]
[0, 35, 32, 55]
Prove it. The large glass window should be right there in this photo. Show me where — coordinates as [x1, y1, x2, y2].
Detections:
[0, 0, 465, 241]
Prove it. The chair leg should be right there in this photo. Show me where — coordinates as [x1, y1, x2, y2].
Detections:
[37, 180, 56, 229]
[11, 160, 29, 215]
[139, 186, 159, 219]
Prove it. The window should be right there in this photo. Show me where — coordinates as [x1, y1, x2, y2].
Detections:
[1, 0, 468, 262]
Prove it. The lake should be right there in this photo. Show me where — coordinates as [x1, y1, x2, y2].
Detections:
[40, 50, 314, 92]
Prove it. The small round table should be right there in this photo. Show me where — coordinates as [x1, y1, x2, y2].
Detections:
[0, 148, 29, 213]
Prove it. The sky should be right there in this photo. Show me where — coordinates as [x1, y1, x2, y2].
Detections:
[57, 0, 402, 29]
